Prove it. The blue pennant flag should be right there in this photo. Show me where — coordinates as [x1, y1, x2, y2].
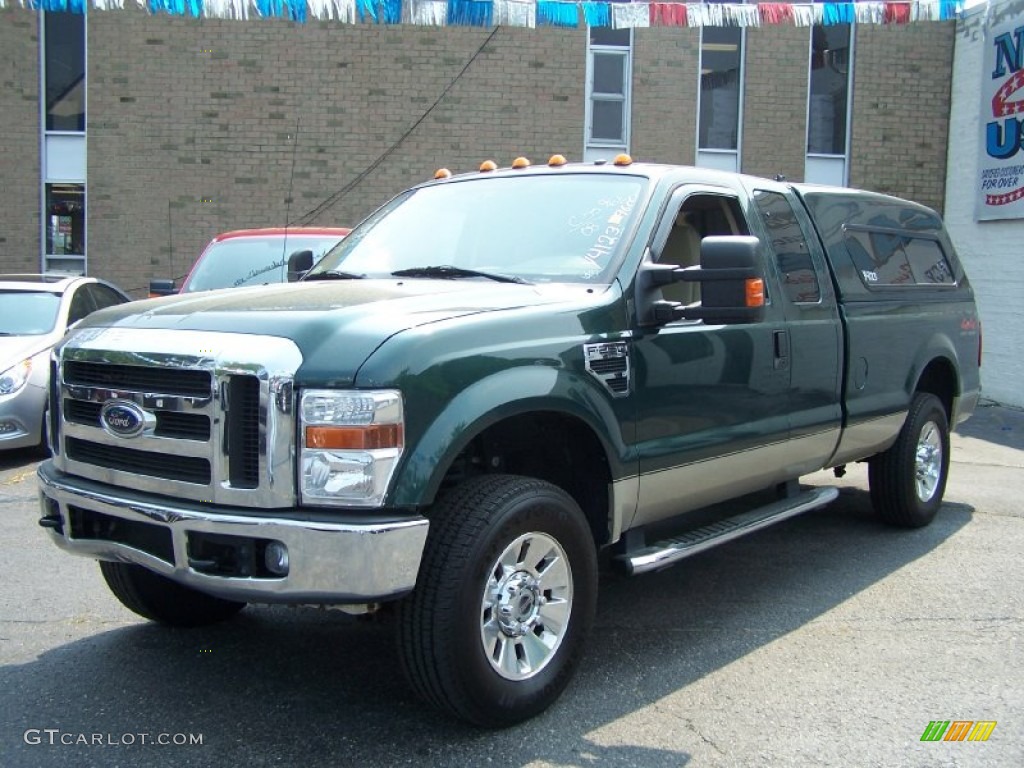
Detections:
[357, 0, 378, 22]
[287, 0, 308, 21]
[149, 0, 187, 14]
[822, 3, 855, 25]
[448, 0, 493, 27]
[580, 2, 610, 29]
[940, 0, 962, 20]
[382, 0, 402, 23]
[256, 0, 286, 17]
[823, 3, 856, 25]
[537, 0, 579, 27]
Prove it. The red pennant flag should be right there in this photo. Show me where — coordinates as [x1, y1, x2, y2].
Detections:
[884, 2, 912, 24]
[649, 2, 688, 26]
[759, 3, 794, 25]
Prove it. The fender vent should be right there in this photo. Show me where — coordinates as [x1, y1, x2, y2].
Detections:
[584, 342, 630, 397]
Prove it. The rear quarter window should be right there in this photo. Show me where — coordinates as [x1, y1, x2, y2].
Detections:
[844, 228, 955, 288]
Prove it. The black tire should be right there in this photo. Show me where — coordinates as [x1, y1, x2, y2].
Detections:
[869, 392, 950, 528]
[99, 561, 246, 627]
[396, 475, 598, 728]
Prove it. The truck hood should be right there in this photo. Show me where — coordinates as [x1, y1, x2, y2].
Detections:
[79, 279, 606, 386]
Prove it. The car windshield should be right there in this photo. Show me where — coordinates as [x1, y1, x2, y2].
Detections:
[0, 291, 62, 335]
[310, 174, 648, 284]
[183, 234, 346, 292]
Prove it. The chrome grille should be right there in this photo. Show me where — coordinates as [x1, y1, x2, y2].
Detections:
[66, 437, 212, 484]
[65, 360, 212, 398]
[52, 328, 302, 509]
[65, 399, 212, 441]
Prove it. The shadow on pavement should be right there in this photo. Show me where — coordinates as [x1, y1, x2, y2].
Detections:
[954, 401, 1024, 451]
[0, 487, 971, 768]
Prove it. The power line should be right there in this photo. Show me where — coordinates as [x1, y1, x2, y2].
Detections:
[292, 26, 500, 226]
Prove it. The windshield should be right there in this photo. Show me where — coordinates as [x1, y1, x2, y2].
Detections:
[183, 234, 346, 292]
[0, 291, 62, 335]
[310, 174, 648, 284]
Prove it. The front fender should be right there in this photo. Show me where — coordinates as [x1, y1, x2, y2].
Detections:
[389, 365, 633, 507]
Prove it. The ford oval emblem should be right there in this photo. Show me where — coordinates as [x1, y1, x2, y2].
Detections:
[99, 400, 148, 439]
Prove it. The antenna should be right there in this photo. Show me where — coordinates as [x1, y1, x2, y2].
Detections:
[280, 116, 301, 272]
[167, 200, 174, 281]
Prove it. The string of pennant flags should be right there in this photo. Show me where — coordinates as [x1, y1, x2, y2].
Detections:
[1, 0, 966, 27]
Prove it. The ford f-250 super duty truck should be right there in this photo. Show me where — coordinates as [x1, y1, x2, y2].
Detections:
[38, 157, 981, 727]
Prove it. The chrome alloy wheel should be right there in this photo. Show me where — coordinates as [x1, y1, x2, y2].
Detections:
[915, 420, 943, 503]
[480, 531, 573, 681]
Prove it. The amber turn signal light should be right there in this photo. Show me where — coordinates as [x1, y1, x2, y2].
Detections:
[746, 278, 766, 307]
[305, 424, 404, 450]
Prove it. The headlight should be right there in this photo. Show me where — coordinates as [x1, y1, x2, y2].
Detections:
[0, 359, 32, 396]
[299, 389, 403, 507]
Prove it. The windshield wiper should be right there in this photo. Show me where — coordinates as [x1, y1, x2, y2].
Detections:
[391, 265, 530, 284]
[302, 270, 365, 281]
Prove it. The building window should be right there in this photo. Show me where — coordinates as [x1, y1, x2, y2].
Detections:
[585, 28, 632, 160]
[44, 12, 85, 133]
[808, 24, 851, 155]
[699, 27, 743, 151]
[45, 183, 85, 269]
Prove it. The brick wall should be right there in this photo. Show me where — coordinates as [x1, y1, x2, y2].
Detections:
[742, 26, 809, 183]
[5, 13, 962, 298]
[0, 8, 40, 274]
[631, 27, 699, 165]
[87, 11, 585, 295]
[849, 22, 955, 213]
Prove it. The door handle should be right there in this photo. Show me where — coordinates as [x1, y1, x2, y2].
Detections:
[773, 329, 790, 370]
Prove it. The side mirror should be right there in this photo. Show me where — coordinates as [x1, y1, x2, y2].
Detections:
[287, 249, 314, 282]
[640, 236, 766, 325]
[148, 278, 177, 298]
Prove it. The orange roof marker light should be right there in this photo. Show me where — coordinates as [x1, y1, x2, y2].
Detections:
[434, 168, 452, 180]
[548, 154, 568, 167]
[613, 153, 633, 167]
[479, 160, 498, 172]
[511, 156, 531, 169]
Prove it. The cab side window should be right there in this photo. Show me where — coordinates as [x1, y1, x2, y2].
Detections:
[753, 190, 820, 304]
[657, 193, 750, 305]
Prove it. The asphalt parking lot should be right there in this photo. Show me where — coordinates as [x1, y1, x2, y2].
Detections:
[1, 402, 1021, 767]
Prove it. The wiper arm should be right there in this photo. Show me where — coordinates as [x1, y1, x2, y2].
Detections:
[391, 265, 530, 284]
[302, 270, 365, 281]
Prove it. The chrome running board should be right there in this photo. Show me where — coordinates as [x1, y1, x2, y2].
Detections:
[621, 486, 839, 575]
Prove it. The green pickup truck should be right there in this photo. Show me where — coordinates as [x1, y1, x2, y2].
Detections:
[38, 158, 982, 727]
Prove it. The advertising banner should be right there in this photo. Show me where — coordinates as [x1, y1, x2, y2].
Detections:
[978, 2, 1024, 220]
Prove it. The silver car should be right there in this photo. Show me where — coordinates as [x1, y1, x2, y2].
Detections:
[0, 274, 131, 451]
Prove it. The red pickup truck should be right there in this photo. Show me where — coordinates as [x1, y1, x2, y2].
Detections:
[149, 227, 350, 296]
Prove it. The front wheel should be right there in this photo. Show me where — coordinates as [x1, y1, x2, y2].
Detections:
[869, 392, 950, 528]
[100, 561, 246, 627]
[397, 475, 598, 727]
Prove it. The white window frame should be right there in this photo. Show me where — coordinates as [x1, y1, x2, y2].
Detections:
[805, 21, 856, 186]
[695, 16, 746, 172]
[40, 11, 88, 276]
[584, 30, 633, 162]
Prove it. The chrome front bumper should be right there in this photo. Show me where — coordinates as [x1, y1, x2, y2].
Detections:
[38, 461, 428, 604]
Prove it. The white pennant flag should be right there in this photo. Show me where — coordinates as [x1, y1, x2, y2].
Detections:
[792, 4, 815, 27]
[494, 0, 536, 28]
[612, 2, 648, 30]
[856, 2, 885, 24]
[727, 4, 761, 27]
[914, 0, 941, 21]
[407, 0, 447, 25]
